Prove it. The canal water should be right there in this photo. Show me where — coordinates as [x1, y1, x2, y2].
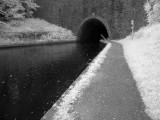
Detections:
[0, 42, 105, 120]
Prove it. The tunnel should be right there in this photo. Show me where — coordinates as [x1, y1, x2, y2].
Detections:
[78, 18, 109, 43]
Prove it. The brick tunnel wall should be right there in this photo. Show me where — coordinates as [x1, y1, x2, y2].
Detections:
[34, 0, 147, 39]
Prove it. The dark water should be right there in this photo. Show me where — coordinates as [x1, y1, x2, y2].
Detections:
[0, 42, 105, 120]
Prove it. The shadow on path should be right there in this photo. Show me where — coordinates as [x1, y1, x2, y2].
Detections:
[72, 42, 151, 120]
[41, 42, 151, 120]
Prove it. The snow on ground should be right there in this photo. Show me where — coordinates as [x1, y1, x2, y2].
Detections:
[119, 24, 160, 120]
[42, 43, 112, 120]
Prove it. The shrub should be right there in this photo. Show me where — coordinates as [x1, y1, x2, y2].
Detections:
[0, 0, 39, 21]
[20, 0, 39, 18]
[144, 0, 160, 24]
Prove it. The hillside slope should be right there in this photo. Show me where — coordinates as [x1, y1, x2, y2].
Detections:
[120, 24, 160, 120]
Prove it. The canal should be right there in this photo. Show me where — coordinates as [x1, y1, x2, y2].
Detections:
[0, 42, 105, 120]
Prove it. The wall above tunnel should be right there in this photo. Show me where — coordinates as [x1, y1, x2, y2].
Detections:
[34, 0, 147, 39]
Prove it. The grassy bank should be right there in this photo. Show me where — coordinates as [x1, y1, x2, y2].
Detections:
[0, 18, 76, 47]
[119, 24, 160, 120]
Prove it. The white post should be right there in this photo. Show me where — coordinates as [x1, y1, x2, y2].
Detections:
[131, 20, 134, 39]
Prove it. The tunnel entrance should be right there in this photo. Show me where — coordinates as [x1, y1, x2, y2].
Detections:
[78, 18, 109, 43]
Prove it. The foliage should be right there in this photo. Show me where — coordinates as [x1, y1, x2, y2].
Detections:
[144, 0, 160, 24]
[20, 0, 39, 18]
[0, 0, 39, 21]
[7, 18, 76, 40]
[121, 23, 160, 120]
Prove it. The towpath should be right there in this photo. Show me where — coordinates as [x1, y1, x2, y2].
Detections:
[42, 41, 151, 120]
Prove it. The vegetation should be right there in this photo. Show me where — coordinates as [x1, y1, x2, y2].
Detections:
[0, 0, 39, 21]
[120, 23, 160, 120]
[0, 0, 76, 47]
[119, 1, 160, 118]
[0, 18, 76, 46]
[144, 0, 160, 24]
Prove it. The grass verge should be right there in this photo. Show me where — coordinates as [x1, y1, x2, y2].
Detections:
[0, 18, 76, 47]
[119, 24, 160, 120]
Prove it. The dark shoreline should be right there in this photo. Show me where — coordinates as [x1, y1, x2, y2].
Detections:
[0, 39, 76, 49]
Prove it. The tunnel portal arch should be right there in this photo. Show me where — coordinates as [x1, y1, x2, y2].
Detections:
[77, 16, 111, 43]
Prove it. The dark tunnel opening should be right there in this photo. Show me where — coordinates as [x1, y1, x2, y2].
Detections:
[78, 18, 109, 43]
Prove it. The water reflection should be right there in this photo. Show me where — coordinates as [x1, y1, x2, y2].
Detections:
[0, 42, 105, 120]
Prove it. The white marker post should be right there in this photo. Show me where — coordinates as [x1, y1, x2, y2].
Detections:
[131, 20, 134, 40]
